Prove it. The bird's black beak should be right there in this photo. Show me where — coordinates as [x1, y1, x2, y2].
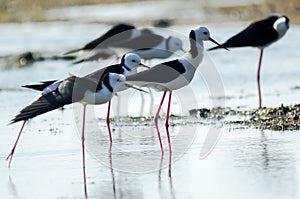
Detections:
[209, 37, 229, 51]
[138, 63, 151, 69]
[124, 83, 149, 93]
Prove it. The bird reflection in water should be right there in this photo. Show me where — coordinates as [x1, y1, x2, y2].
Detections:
[8, 176, 18, 198]
[158, 152, 176, 199]
[260, 130, 270, 171]
[109, 145, 117, 199]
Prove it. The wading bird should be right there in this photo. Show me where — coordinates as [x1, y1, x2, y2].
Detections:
[208, 15, 290, 108]
[126, 26, 227, 152]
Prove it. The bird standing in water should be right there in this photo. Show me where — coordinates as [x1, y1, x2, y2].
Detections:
[209, 15, 290, 108]
[126, 26, 227, 152]
[7, 72, 145, 197]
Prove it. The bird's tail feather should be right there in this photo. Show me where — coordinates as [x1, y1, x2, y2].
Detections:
[10, 94, 70, 124]
[22, 80, 57, 91]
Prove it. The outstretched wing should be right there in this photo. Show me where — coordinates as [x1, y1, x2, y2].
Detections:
[22, 80, 58, 91]
[10, 91, 71, 124]
[11, 76, 98, 123]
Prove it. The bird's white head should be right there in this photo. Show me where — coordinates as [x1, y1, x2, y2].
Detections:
[188, 26, 227, 56]
[192, 26, 225, 46]
[193, 26, 212, 41]
[273, 15, 290, 38]
[107, 72, 146, 93]
[107, 73, 126, 88]
[122, 53, 142, 69]
[167, 36, 184, 52]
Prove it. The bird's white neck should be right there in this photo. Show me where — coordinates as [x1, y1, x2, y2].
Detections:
[179, 39, 204, 71]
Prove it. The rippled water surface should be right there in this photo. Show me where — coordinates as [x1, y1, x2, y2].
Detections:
[0, 4, 300, 198]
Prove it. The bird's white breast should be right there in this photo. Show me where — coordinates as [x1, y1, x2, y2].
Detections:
[80, 86, 113, 105]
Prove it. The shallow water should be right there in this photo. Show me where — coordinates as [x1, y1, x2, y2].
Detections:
[0, 7, 300, 199]
[1, 121, 299, 199]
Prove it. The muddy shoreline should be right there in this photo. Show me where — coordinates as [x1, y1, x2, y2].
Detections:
[190, 104, 300, 131]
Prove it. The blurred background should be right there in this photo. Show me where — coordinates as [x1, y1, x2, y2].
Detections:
[1, 1, 300, 199]
[0, 0, 299, 23]
[0, 0, 299, 69]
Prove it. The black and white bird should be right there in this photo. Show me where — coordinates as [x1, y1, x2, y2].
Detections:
[22, 53, 148, 143]
[112, 33, 184, 60]
[7, 72, 145, 196]
[208, 15, 290, 108]
[64, 23, 148, 57]
[126, 26, 226, 152]
[72, 31, 184, 65]
[7, 55, 147, 196]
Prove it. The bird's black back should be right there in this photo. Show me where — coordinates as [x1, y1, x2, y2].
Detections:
[126, 59, 185, 84]
[85, 64, 125, 82]
[83, 24, 136, 50]
[110, 33, 163, 49]
[209, 16, 280, 50]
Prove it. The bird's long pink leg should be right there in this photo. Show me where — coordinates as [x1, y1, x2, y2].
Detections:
[165, 91, 172, 153]
[154, 91, 167, 153]
[6, 120, 27, 168]
[257, 49, 264, 108]
[81, 105, 88, 198]
[106, 101, 113, 143]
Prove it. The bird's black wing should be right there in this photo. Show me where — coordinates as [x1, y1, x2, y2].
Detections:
[209, 16, 279, 50]
[112, 33, 164, 49]
[11, 76, 98, 123]
[83, 24, 136, 49]
[126, 60, 185, 84]
[64, 24, 136, 55]
[22, 80, 58, 91]
[85, 64, 125, 81]
[72, 51, 116, 64]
